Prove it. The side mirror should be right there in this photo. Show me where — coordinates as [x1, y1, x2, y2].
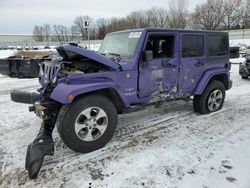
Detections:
[143, 50, 153, 62]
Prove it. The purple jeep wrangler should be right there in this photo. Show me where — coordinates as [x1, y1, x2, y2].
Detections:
[11, 28, 232, 178]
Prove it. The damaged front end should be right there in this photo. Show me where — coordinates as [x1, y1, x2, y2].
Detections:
[11, 57, 62, 179]
[10, 44, 118, 179]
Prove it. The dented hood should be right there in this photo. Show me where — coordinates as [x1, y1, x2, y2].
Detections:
[56, 45, 120, 70]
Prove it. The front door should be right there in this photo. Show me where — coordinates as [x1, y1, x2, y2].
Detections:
[179, 33, 206, 96]
[138, 33, 179, 99]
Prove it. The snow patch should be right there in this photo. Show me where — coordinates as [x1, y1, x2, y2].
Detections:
[0, 50, 17, 59]
[229, 57, 246, 64]
[0, 65, 250, 188]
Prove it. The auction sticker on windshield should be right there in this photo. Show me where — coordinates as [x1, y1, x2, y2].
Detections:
[129, 32, 142, 38]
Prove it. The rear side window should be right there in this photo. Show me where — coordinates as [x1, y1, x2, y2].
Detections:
[208, 35, 228, 56]
[182, 35, 204, 58]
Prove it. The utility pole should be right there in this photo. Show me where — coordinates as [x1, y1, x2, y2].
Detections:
[84, 20, 90, 50]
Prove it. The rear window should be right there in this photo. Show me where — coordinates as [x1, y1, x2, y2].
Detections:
[182, 35, 204, 58]
[208, 35, 228, 56]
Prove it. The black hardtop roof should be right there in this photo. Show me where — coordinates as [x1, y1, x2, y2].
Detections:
[109, 28, 228, 35]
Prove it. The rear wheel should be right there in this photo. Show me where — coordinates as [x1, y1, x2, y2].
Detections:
[57, 95, 117, 153]
[193, 80, 225, 114]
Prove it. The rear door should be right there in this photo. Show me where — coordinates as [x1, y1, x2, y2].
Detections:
[179, 33, 206, 96]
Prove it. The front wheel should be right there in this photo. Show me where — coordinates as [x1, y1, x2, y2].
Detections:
[193, 80, 225, 114]
[57, 95, 118, 153]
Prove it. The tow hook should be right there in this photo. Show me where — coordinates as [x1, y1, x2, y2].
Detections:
[29, 103, 47, 118]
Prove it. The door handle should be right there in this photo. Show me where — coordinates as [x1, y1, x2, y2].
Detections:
[161, 60, 176, 68]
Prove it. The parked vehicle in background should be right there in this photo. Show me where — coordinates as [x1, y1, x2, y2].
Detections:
[11, 28, 232, 179]
[1, 45, 8, 50]
[229, 47, 240, 59]
[44, 46, 51, 49]
[16, 46, 23, 50]
[239, 57, 250, 79]
[246, 46, 250, 56]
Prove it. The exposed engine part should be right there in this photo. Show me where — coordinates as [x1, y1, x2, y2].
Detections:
[60, 60, 109, 74]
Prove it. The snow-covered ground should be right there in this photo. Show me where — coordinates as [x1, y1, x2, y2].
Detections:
[0, 50, 17, 59]
[0, 64, 250, 188]
[230, 57, 246, 64]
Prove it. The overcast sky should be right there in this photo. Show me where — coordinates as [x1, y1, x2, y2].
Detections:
[0, 0, 202, 34]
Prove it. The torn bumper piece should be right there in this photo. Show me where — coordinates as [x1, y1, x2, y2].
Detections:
[10, 91, 52, 119]
[10, 90, 40, 104]
[25, 122, 55, 179]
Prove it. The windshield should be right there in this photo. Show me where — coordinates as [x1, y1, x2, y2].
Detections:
[98, 31, 141, 58]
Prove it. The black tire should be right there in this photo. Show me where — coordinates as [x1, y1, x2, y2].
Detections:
[57, 95, 118, 153]
[193, 80, 225, 114]
[242, 76, 248, 79]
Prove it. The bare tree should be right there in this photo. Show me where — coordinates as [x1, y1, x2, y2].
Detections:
[32, 25, 44, 42]
[223, 0, 242, 30]
[32, 1, 249, 42]
[192, 0, 226, 30]
[53, 25, 70, 42]
[167, 0, 189, 29]
[108, 17, 130, 31]
[43, 24, 51, 41]
[72, 16, 92, 40]
[70, 25, 81, 42]
[95, 18, 110, 39]
[145, 8, 169, 27]
[126, 10, 149, 28]
[126, 11, 140, 28]
[242, 0, 250, 28]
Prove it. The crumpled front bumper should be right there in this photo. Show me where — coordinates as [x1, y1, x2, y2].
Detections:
[10, 90, 40, 104]
[10, 90, 47, 118]
[10, 90, 51, 119]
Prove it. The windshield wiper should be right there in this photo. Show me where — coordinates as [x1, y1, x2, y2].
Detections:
[107, 53, 121, 58]
[107, 53, 121, 61]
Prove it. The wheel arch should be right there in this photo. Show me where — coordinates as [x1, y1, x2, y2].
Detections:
[194, 68, 231, 95]
[73, 88, 125, 114]
[50, 82, 130, 112]
[211, 74, 231, 90]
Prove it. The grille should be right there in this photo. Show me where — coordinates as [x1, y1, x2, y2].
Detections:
[40, 61, 59, 83]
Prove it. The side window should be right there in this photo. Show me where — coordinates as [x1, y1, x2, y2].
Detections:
[208, 35, 228, 56]
[182, 35, 204, 58]
[146, 35, 175, 59]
